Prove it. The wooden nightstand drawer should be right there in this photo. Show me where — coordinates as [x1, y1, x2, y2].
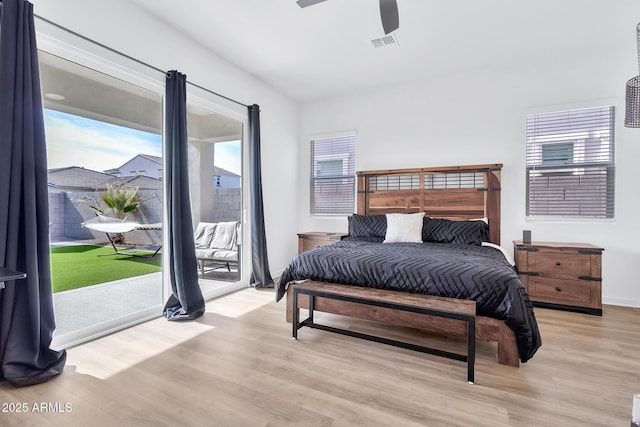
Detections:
[527, 277, 592, 306]
[514, 240, 603, 315]
[528, 252, 591, 278]
[298, 232, 348, 254]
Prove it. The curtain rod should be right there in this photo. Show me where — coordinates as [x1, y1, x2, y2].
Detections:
[33, 14, 249, 109]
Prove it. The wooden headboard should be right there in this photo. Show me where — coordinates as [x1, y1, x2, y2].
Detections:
[356, 164, 502, 245]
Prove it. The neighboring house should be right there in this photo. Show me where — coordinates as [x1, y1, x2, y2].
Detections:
[47, 166, 117, 192]
[213, 165, 240, 188]
[102, 153, 238, 188]
[48, 166, 162, 191]
[104, 153, 163, 179]
[108, 175, 163, 191]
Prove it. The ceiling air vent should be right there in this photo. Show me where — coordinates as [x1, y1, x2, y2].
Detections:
[371, 34, 399, 48]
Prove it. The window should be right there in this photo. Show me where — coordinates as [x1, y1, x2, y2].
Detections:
[526, 106, 615, 219]
[310, 133, 356, 215]
[541, 142, 574, 166]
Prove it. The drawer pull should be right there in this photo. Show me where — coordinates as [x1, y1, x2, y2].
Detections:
[518, 271, 539, 276]
[516, 246, 539, 252]
[577, 276, 602, 282]
[555, 287, 562, 292]
[578, 249, 602, 255]
[555, 261, 561, 266]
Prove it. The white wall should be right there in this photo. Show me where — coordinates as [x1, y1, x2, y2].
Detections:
[299, 41, 640, 307]
[31, 0, 300, 280]
[29, 1, 640, 305]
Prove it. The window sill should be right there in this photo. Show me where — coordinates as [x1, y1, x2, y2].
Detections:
[525, 217, 615, 224]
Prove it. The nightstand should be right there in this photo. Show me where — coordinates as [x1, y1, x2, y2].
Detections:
[297, 232, 348, 254]
[513, 241, 603, 316]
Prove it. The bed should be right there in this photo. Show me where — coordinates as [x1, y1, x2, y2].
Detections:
[277, 164, 541, 366]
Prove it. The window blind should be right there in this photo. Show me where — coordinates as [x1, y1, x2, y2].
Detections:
[526, 106, 615, 219]
[310, 134, 356, 215]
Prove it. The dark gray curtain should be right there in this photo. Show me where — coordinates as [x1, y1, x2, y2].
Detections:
[162, 70, 205, 321]
[0, 0, 66, 386]
[248, 105, 274, 288]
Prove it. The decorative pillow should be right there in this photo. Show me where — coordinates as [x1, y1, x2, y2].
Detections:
[383, 212, 425, 243]
[422, 217, 489, 245]
[348, 214, 387, 240]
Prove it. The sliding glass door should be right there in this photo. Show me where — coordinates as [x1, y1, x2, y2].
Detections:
[39, 50, 165, 348]
[36, 17, 249, 347]
[185, 97, 246, 299]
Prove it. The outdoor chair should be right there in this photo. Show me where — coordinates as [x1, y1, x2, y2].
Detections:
[194, 221, 240, 278]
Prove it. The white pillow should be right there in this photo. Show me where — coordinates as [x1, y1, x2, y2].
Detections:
[383, 212, 425, 243]
[481, 242, 515, 266]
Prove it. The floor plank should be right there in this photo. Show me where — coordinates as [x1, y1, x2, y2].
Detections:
[0, 288, 638, 426]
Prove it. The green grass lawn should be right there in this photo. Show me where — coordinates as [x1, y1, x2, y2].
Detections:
[50, 245, 162, 293]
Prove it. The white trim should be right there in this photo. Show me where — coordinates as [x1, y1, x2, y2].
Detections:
[309, 129, 358, 141]
[603, 296, 640, 309]
[36, 31, 164, 95]
[200, 281, 248, 301]
[187, 88, 247, 122]
[51, 307, 161, 350]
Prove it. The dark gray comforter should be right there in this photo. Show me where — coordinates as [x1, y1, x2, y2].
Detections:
[277, 239, 541, 362]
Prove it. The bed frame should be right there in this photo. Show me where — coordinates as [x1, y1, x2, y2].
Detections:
[286, 163, 520, 367]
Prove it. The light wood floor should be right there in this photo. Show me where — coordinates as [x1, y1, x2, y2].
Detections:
[1, 287, 638, 426]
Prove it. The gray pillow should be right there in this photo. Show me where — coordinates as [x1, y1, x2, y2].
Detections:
[422, 217, 488, 245]
[347, 214, 387, 240]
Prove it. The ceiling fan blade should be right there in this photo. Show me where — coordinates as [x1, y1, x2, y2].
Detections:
[296, 0, 328, 8]
[379, 0, 399, 34]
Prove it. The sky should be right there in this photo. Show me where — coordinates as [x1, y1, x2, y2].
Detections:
[214, 140, 242, 175]
[44, 109, 241, 175]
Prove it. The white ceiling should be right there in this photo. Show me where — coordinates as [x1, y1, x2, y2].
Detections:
[127, 0, 636, 102]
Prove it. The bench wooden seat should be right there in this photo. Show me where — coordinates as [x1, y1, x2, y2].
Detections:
[291, 281, 477, 383]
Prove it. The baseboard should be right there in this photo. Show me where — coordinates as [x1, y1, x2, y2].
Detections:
[603, 296, 640, 308]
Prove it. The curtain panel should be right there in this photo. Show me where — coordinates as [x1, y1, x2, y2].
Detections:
[162, 70, 205, 321]
[0, 0, 66, 386]
[248, 105, 274, 289]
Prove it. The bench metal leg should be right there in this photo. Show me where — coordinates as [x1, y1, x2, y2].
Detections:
[292, 289, 299, 340]
[467, 318, 475, 384]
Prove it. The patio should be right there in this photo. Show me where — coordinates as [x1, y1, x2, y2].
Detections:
[50, 238, 243, 349]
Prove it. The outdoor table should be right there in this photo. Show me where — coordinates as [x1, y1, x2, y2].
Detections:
[0, 267, 26, 290]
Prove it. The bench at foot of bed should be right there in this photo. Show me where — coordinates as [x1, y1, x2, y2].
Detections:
[285, 281, 520, 368]
[291, 281, 477, 383]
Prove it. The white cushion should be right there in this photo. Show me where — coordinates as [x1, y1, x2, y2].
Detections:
[383, 212, 424, 243]
[194, 222, 217, 248]
[195, 248, 238, 262]
[210, 221, 238, 250]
